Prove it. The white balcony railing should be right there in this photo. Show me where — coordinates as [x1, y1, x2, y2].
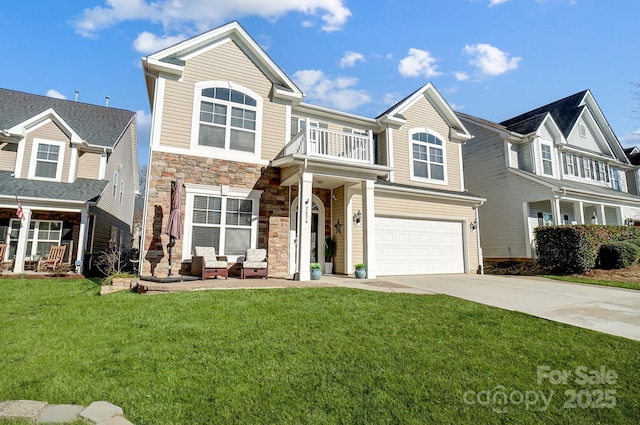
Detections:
[277, 126, 374, 164]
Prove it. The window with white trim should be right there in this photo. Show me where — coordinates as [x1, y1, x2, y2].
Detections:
[7, 219, 62, 259]
[186, 186, 261, 257]
[29, 139, 65, 181]
[582, 157, 591, 179]
[409, 130, 445, 182]
[541, 144, 553, 175]
[198, 87, 258, 153]
[119, 180, 125, 203]
[113, 171, 119, 197]
[611, 168, 621, 191]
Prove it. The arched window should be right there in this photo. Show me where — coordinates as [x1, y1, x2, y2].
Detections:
[409, 129, 446, 182]
[194, 83, 261, 154]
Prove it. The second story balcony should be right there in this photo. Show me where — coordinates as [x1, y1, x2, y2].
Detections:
[275, 126, 374, 165]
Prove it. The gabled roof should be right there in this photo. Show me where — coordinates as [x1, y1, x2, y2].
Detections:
[500, 91, 588, 137]
[143, 21, 303, 106]
[376, 83, 472, 141]
[0, 88, 135, 148]
[625, 147, 640, 165]
[0, 171, 108, 202]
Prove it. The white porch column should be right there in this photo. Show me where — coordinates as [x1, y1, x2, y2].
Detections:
[574, 201, 585, 224]
[13, 208, 32, 273]
[296, 171, 313, 281]
[598, 204, 606, 225]
[615, 207, 623, 225]
[76, 207, 89, 274]
[551, 198, 562, 225]
[361, 180, 376, 279]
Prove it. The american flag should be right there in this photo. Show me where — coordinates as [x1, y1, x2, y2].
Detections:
[15, 195, 23, 220]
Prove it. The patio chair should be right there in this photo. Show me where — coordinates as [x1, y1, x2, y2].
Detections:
[37, 245, 66, 272]
[192, 246, 228, 280]
[0, 243, 6, 272]
[241, 248, 268, 279]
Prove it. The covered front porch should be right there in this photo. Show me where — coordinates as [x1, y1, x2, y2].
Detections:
[525, 192, 640, 257]
[0, 202, 90, 274]
[273, 126, 391, 281]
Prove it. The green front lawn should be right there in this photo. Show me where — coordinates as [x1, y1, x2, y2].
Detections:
[1, 279, 638, 424]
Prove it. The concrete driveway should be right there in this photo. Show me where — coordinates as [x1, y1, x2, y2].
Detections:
[378, 274, 640, 342]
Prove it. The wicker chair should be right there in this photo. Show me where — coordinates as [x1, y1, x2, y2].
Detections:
[241, 248, 268, 279]
[192, 247, 228, 280]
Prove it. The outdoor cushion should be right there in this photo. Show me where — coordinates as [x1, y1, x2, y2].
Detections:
[245, 249, 266, 263]
[243, 261, 267, 269]
[194, 247, 228, 268]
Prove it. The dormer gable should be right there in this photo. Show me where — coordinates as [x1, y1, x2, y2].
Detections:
[376, 83, 471, 142]
[143, 21, 303, 108]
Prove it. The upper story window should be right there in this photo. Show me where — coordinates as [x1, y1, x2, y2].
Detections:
[113, 171, 119, 197]
[409, 130, 446, 183]
[611, 168, 621, 191]
[28, 139, 65, 181]
[541, 144, 553, 175]
[197, 86, 258, 153]
[119, 180, 125, 203]
[582, 157, 591, 179]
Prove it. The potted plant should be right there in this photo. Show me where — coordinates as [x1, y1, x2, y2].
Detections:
[324, 236, 336, 274]
[310, 263, 322, 280]
[354, 263, 366, 279]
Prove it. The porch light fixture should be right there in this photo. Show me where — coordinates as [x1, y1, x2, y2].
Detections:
[591, 212, 597, 224]
[470, 220, 478, 231]
[353, 210, 362, 226]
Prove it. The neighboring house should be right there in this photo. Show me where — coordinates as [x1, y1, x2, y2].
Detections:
[140, 21, 484, 280]
[0, 88, 139, 273]
[624, 146, 640, 195]
[459, 90, 640, 262]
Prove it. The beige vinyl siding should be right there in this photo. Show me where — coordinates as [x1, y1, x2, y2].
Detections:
[76, 151, 101, 179]
[350, 191, 363, 267]
[0, 143, 17, 171]
[539, 123, 553, 141]
[462, 121, 551, 259]
[377, 131, 387, 166]
[333, 185, 346, 274]
[23, 121, 71, 180]
[374, 191, 478, 272]
[160, 39, 287, 159]
[95, 122, 136, 229]
[605, 207, 619, 225]
[567, 116, 602, 153]
[280, 166, 299, 185]
[392, 96, 462, 191]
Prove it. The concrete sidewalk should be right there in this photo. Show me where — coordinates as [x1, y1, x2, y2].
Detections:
[379, 274, 640, 341]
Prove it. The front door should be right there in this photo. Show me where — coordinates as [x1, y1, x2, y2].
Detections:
[289, 194, 326, 274]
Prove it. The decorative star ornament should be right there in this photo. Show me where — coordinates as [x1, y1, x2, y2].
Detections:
[334, 219, 342, 235]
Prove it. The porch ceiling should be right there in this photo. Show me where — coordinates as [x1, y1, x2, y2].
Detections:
[277, 159, 391, 188]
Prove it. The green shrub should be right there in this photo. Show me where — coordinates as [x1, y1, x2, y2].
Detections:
[626, 238, 640, 249]
[597, 242, 640, 269]
[535, 225, 640, 274]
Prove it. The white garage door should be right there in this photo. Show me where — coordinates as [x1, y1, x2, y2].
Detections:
[375, 217, 464, 275]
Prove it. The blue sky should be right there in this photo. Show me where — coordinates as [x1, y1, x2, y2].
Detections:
[1, 0, 638, 166]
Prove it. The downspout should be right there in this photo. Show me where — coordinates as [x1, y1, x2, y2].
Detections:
[474, 201, 484, 274]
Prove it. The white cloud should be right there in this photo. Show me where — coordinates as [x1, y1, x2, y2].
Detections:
[455, 71, 470, 82]
[73, 0, 351, 37]
[489, 0, 510, 6]
[46, 89, 67, 100]
[449, 103, 464, 111]
[383, 92, 402, 106]
[340, 51, 364, 68]
[398, 48, 442, 78]
[292, 69, 370, 111]
[136, 109, 152, 129]
[464, 43, 521, 76]
[133, 32, 187, 54]
[620, 129, 640, 147]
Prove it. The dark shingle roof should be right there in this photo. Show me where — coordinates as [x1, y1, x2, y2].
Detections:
[0, 171, 108, 202]
[499, 90, 588, 137]
[0, 88, 135, 148]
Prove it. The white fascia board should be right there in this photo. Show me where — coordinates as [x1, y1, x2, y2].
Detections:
[144, 57, 184, 78]
[538, 113, 566, 144]
[296, 102, 378, 127]
[574, 107, 616, 159]
[581, 90, 627, 159]
[9, 108, 83, 144]
[375, 183, 486, 205]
